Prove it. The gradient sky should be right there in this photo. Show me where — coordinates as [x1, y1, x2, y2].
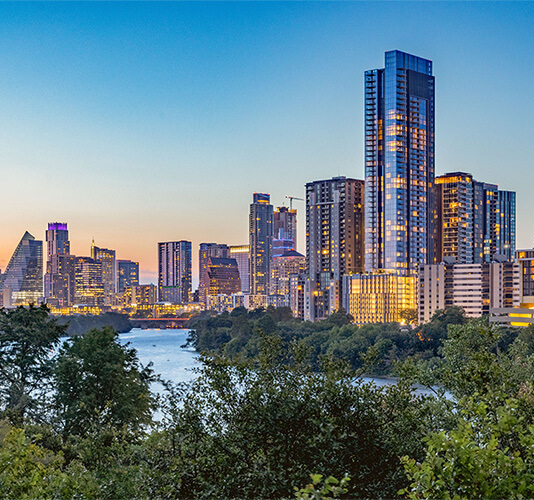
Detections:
[1, 2, 533, 286]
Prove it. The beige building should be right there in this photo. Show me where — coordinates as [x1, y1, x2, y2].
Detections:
[419, 259, 519, 323]
[342, 272, 417, 326]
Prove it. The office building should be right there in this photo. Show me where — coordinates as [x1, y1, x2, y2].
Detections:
[199, 243, 229, 304]
[207, 257, 241, 297]
[44, 222, 74, 306]
[491, 250, 534, 327]
[342, 272, 417, 326]
[45, 222, 70, 260]
[270, 250, 305, 296]
[91, 242, 116, 305]
[230, 245, 250, 293]
[289, 273, 306, 320]
[124, 284, 157, 306]
[306, 176, 364, 320]
[273, 206, 297, 248]
[272, 238, 295, 259]
[74, 256, 104, 306]
[365, 50, 435, 273]
[497, 190, 516, 261]
[0, 232, 43, 306]
[117, 260, 140, 293]
[419, 259, 520, 323]
[434, 173, 516, 263]
[45, 254, 76, 306]
[249, 193, 273, 295]
[158, 240, 192, 304]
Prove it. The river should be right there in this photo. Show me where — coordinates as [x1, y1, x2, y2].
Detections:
[118, 328, 437, 395]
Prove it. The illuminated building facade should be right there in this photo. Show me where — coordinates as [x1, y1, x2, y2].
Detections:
[124, 284, 157, 306]
[434, 173, 516, 263]
[305, 176, 364, 321]
[207, 257, 241, 296]
[44, 222, 73, 306]
[249, 193, 273, 295]
[91, 242, 116, 305]
[0, 232, 43, 306]
[365, 50, 435, 274]
[46, 222, 70, 259]
[342, 272, 417, 326]
[158, 240, 192, 304]
[199, 243, 229, 304]
[289, 273, 306, 319]
[270, 250, 305, 296]
[117, 260, 139, 293]
[273, 206, 297, 251]
[74, 256, 104, 306]
[230, 245, 250, 293]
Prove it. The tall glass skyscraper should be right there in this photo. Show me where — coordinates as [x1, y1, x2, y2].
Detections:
[158, 240, 192, 304]
[365, 50, 435, 274]
[0, 231, 43, 306]
[249, 193, 273, 295]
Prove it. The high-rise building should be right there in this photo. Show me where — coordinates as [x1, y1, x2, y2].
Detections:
[0, 232, 43, 306]
[117, 260, 140, 293]
[45, 254, 76, 306]
[45, 222, 70, 260]
[249, 193, 273, 295]
[199, 243, 229, 304]
[91, 242, 116, 305]
[158, 240, 192, 304]
[305, 176, 364, 320]
[497, 190, 516, 261]
[434, 173, 516, 264]
[273, 206, 297, 247]
[270, 250, 306, 296]
[74, 256, 104, 306]
[44, 222, 73, 306]
[229, 245, 250, 293]
[365, 50, 435, 274]
[207, 257, 241, 297]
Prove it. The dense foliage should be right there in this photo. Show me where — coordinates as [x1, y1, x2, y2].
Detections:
[187, 305, 469, 375]
[56, 312, 132, 337]
[1, 305, 534, 499]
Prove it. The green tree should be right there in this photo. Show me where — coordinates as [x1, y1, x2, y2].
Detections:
[0, 305, 67, 426]
[143, 332, 439, 499]
[54, 326, 155, 436]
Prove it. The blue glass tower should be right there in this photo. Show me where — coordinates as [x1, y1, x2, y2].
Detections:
[365, 50, 435, 274]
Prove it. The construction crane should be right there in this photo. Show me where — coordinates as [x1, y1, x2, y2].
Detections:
[285, 196, 304, 210]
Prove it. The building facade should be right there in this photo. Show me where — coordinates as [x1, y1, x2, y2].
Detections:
[434, 173, 516, 264]
[342, 272, 417, 326]
[0, 232, 43, 306]
[91, 242, 116, 305]
[207, 257, 241, 297]
[249, 193, 273, 295]
[365, 50, 435, 274]
[117, 260, 140, 293]
[273, 206, 297, 250]
[199, 243, 230, 304]
[305, 176, 364, 320]
[44, 222, 74, 306]
[229, 245, 250, 293]
[418, 260, 520, 323]
[158, 240, 192, 304]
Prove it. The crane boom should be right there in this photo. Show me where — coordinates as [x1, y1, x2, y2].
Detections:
[285, 195, 304, 210]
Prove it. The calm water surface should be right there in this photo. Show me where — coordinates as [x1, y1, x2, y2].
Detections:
[118, 328, 437, 395]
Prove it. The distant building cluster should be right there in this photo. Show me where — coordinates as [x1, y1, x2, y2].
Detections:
[0, 50, 529, 326]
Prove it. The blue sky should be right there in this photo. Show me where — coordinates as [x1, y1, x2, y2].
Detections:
[0, 2, 533, 284]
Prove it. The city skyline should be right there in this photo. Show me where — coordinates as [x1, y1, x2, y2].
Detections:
[1, 2, 533, 285]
